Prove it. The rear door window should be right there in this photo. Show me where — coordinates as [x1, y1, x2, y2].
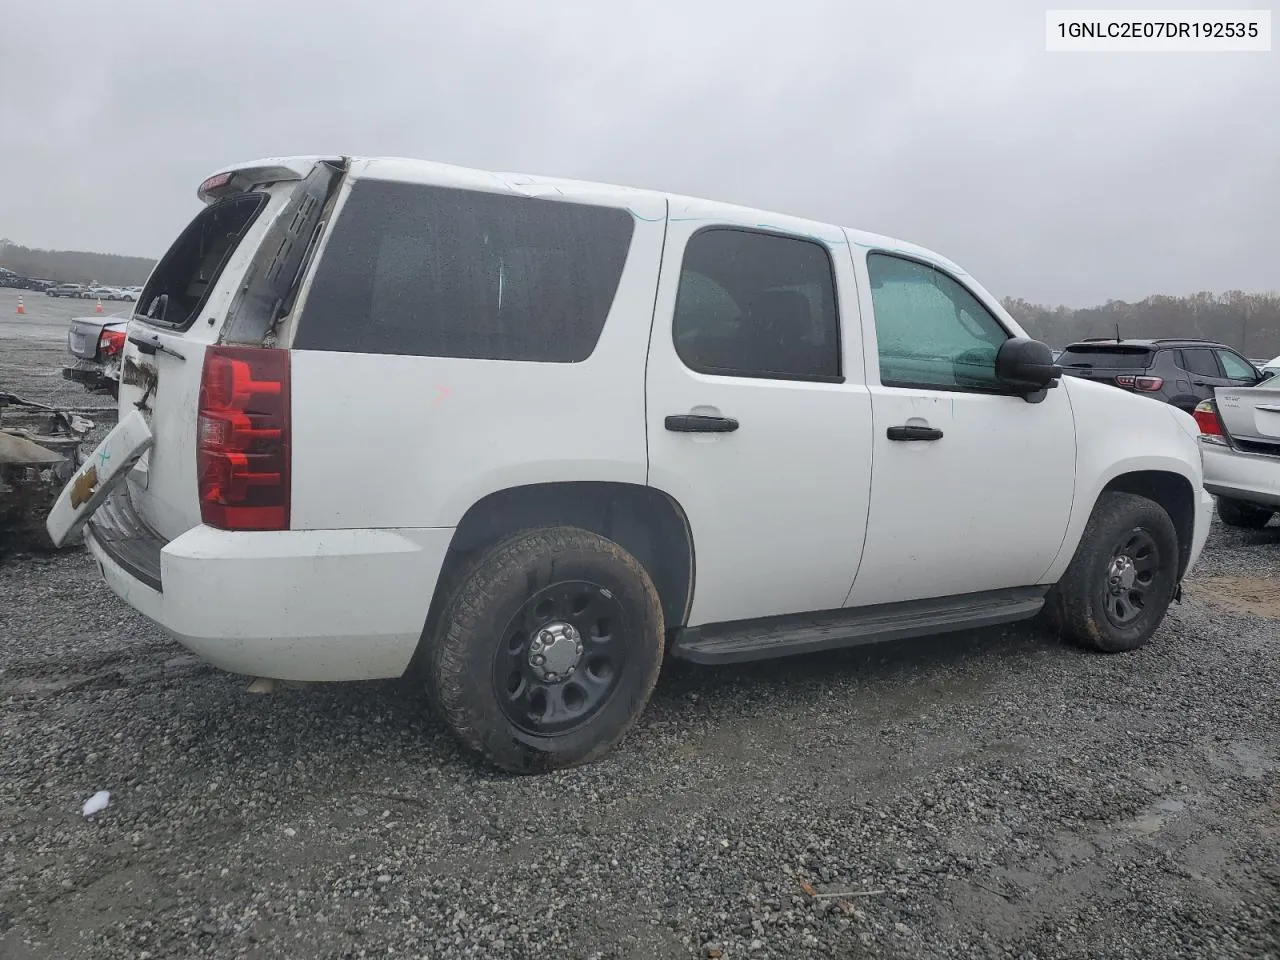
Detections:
[294, 180, 635, 362]
[672, 228, 841, 381]
[1180, 348, 1222, 379]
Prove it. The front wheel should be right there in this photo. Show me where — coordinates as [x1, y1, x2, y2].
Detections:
[1215, 496, 1274, 529]
[424, 526, 664, 773]
[1044, 491, 1180, 653]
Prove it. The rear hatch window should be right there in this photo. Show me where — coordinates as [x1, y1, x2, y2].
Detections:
[1059, 344, 1155, 373]
[137, 194, 268, 329]
[292, 179, 635, 362]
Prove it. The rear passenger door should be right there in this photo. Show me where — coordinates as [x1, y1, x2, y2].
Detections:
[645, 209, 873, 627]
[1180, 347, 1233, 405]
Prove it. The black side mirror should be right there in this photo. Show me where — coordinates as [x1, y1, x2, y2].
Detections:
[996, 337, 1061, 401]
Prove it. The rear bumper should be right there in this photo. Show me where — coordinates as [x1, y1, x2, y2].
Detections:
[87, 517, 454, 682]
[1200, 438, 1280, 509]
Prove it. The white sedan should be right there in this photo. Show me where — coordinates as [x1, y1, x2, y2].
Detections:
[1196, 383, 1280, 528]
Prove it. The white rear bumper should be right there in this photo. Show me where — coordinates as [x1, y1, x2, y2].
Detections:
[88, 523, 453, 681]
[1200, 439, 1280, 510]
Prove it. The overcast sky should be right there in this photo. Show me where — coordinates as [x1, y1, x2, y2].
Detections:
[1, 0, 1276, 305]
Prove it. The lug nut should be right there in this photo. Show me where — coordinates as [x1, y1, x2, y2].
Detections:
[532, 655, 545, 666]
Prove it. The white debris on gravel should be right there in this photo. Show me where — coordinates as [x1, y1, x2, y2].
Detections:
[81, 790, 110, 817]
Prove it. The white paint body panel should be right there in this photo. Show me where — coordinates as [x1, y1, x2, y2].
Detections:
[1037, 379, 1212, 584]
[843, 240, 1076, 606]
[46, 409, 153, 547]
[88, 524, 452, 680]
[644, 203, 873, 626]
[1201, 439, 1280, 509]
[60, 153, 1212, 683]
[116, 186, 299, 541]
[286, 172, 668, 530]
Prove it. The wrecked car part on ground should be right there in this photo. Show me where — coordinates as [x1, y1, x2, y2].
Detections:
[1, 392, 94, 553]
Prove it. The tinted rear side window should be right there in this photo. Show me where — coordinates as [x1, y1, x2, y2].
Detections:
[294, 180, 635, 362]
[673, 228, 841, 381]
[1180, 348, 1222, 378]
[1059, 346, 1154, 369]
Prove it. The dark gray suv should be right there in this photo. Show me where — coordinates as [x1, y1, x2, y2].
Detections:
[1057, 338, 1264, 412]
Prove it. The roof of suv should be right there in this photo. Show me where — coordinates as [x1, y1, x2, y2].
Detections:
[203, 154, 976, 284]
[1065, 338, 1233, 349]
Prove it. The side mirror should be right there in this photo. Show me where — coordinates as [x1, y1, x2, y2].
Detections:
[996, 337, 1061, 401]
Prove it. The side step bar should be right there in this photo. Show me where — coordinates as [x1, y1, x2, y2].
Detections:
[668, 586, 1049, 665]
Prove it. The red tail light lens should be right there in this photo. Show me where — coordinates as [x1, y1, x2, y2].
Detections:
[99, 328, 125, 357]
[1193, 399, 1223, 436]
[1114, 375, 1163, 391]
[197, 346, 290, 530]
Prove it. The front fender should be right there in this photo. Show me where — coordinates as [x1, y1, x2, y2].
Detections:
[1039, 379, 1204, 584]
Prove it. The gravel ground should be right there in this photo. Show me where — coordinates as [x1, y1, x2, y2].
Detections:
[2, 290, 1278, 959]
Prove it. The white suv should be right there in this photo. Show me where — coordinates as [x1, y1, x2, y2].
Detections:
[48, 155, 1214, 772]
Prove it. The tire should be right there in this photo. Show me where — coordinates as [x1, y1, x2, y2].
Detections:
[1216, 496, 1274, 529]
[424, 525, 664, 773]
[1044, 491, 1180, 653]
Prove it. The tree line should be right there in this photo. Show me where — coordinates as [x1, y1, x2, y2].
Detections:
[0, 241, 155, 287]
[1001, 291, 1280, 359]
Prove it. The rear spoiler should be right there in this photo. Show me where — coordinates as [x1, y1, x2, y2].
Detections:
[197, 156, 347, 204]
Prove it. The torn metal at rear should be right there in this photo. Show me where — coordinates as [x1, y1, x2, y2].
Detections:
[0, 392, 94, 553]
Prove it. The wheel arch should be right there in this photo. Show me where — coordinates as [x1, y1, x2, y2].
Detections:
[423, 481, 695, 649]
[1096, 469, 1197, 579]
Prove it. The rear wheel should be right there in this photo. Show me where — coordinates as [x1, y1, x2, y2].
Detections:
[1044, 491, 1179, 653]
[424, 526, 664, 773]
[1215, 496, 1274, 529]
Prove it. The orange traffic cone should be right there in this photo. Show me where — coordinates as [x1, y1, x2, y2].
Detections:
[95, 299, 103, 314]
[15, 297, 24, 315]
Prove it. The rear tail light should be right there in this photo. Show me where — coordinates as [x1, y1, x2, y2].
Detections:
[1193, 399, 1224, 436]
[197, 345, 290, 530]
[1114, 375, 1163, 391]
[99, 328, 125, 357]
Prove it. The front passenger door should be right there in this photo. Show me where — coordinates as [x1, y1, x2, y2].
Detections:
[845, 250, 1077, 608]
[1215, 348, 1262, 386]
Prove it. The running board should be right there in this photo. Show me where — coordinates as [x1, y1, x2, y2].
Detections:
[669, 586, 1049, 665]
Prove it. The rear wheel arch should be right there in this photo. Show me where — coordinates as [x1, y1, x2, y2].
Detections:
[1096, 470, 1196, 579]
[425, 481, 695, 645]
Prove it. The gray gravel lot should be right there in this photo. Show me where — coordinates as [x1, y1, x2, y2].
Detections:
[1, 288, 1278, 959]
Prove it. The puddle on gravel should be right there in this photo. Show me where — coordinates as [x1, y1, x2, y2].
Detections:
[1121, 796, 1188, 836]
[1184, 576, 1280, 619]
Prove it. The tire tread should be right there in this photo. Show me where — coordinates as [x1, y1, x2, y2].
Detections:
[425, 526, 664, 773]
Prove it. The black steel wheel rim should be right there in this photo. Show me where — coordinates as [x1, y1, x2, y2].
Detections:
[492, 580, 630, 736]
[1101, 527, 1161, 628]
